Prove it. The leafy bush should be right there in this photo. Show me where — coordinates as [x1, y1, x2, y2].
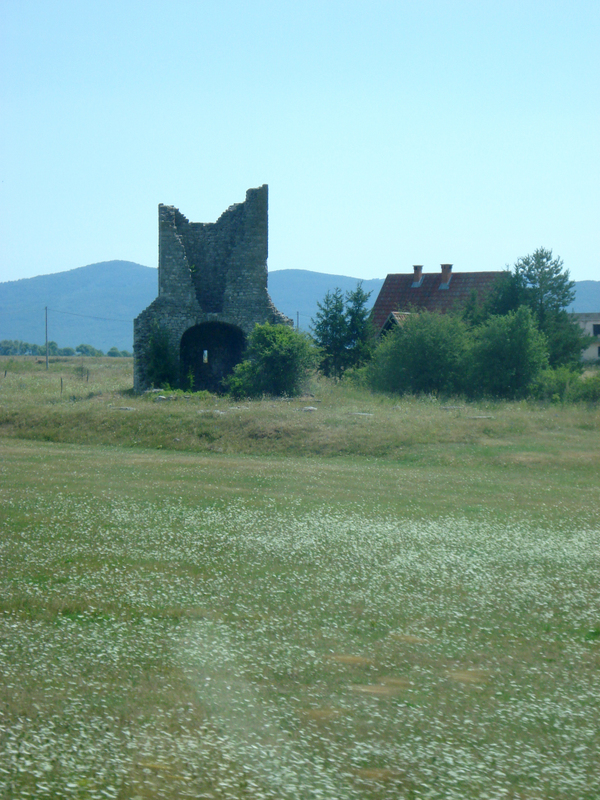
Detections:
[469, 307, 547, 399]
[363, 312, 470, 396]
[226, 323, 317, 398]
[572, 371, 600, 402]
[362, 307, 555, 401]
[532, 367, 600, 403]
[532, 366, 582, 402]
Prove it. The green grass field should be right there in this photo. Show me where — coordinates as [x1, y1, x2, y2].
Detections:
[1, 357, 599, 799]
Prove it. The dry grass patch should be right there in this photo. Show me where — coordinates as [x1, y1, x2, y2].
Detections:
[326, 654, 374, 666]
[446, 669, 490, 684]
[2, 356, 599, 470]
[349, 683, 406, 696]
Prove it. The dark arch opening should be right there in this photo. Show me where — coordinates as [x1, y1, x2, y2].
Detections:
[180, 322, 245, 393]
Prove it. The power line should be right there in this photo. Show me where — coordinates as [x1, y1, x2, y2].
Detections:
[47, 307, 131, 323]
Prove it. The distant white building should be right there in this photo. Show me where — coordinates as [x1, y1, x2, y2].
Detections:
[572, 313, 600, 362]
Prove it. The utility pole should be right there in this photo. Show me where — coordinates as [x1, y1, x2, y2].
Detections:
[45, 307, 49, 370]
[297, 311, 299, 331]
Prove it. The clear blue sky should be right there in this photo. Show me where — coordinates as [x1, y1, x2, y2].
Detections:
[1, 0, 598, 283]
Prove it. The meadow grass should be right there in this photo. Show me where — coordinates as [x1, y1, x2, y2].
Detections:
[1, 358, 599, 799]
[1, 355, 599, 469]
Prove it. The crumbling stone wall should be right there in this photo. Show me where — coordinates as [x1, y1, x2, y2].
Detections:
[134, 185, 291, 392]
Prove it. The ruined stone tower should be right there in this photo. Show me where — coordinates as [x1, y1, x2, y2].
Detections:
[134, 185, 291, 392]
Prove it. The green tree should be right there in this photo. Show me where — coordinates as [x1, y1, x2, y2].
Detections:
[364, 312, 470, 396]
[484, 270, 525, 318]
[513, 248, 575, 324]
[543, 311, 591, 369]
[226, 323, 317, 398]
[311, 288, 347, 379]
[0, 340, 32, 355]
[344, 284, 374, 370]
[470, 306, 548, 398]
[311, 284, 373, 378]
[76, 343, 104, 357]
[483, 248, 585, 367]
[462, 289, 486, 328]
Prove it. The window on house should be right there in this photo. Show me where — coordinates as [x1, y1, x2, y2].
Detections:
[593, 324, 600, 337]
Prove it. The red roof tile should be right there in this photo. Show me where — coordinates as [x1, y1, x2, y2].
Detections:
[371, 271, 503, 331]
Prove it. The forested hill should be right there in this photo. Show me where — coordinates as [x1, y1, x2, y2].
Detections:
[0, 262, 157, 352]
[569, 281, 600, 312]
[0, 263, 384, 351]
[0, 261, 597, 351]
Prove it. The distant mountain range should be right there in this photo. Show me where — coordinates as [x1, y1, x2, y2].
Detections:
[569, 281, 600, 313]
[0, 261, 598, 351]
[0, 262, 157, 352]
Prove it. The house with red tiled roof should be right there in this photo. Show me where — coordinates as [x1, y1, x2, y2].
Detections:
[371, 264, 503, 334]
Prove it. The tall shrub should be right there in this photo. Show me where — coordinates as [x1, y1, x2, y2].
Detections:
[226, 323, 317, 398]
[470, 307, 548, 398]
[364, 312, 470, 395]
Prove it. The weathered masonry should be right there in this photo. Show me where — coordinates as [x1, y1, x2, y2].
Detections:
[134, 185, 291, 392]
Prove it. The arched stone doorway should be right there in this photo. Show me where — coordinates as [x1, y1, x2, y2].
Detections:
[180, 322, 245, 393]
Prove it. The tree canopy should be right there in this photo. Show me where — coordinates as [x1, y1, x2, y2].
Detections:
[470, 306, 548, 398]
[513, 248, 575, 323]
[482, 248, 586, 367]
[311, 283, 373, 379]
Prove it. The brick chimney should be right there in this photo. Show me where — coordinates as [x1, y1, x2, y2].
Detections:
[440, 263, 453, 289]
[411, 265, 423, 287]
